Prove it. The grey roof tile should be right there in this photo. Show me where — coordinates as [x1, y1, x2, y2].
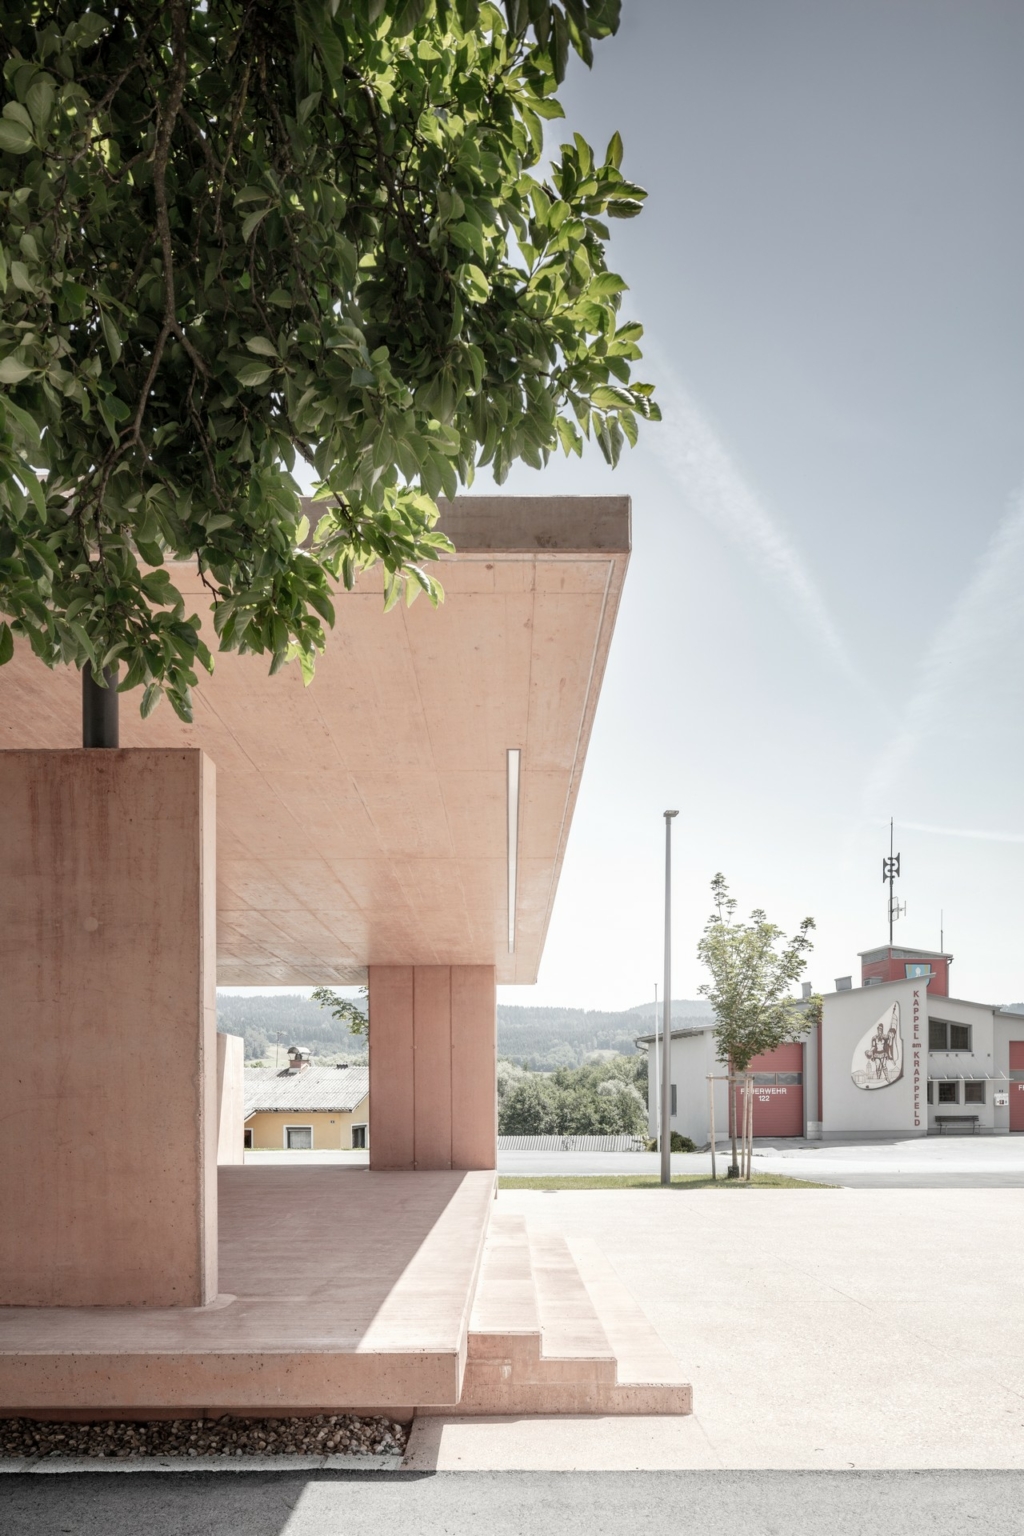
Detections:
[243, 1064, 369, 1116]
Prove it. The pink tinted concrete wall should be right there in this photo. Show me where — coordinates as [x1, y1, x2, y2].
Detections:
[369, 965, 496, 1171]
[0, 750, 217, 1307]
[216, 1033, 245, 1166]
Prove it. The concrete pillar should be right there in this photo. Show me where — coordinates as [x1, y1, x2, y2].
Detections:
[0, 749, 217, 1306]
[368, 964, 496, 1170]
[216, 1032, 246, 1166]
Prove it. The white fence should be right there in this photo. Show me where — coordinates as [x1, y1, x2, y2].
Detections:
[497, 1134, 648, 1153]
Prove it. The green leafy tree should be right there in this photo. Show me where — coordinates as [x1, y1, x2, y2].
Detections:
[497, 1055, 646, 1136]
[697, 873, 815, 1173]
[312, 984, 368, 1037]
[0, 0, 655, 718]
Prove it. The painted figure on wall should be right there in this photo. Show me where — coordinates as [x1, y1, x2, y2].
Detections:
[851, 1002, 903, 1090]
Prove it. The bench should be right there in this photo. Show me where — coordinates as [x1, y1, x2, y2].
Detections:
[935, 1114, 980, 1135]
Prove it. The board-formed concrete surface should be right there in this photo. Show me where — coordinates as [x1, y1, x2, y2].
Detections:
[2, 1470, 1024, 1536]
[412, 1186, 1024, 1470]
[0, 496, 629, 988]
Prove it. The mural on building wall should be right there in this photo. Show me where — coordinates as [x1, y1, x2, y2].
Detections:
[851, 1002, 903, 1090]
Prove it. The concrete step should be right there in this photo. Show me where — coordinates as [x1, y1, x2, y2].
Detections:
[432, 1213, 691, 1416]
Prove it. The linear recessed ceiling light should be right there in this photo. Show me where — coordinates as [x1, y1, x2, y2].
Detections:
[507, 748, 521, 954]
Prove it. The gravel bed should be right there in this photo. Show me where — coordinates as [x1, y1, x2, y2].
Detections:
[0, 1413, 407, 1460]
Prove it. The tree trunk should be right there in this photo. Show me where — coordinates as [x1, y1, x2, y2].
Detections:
[728, 1058, 740, 1178]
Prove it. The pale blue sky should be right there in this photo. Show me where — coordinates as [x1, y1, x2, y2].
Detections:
[488, 0, 1024, 1009]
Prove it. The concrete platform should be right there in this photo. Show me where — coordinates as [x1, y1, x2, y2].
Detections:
[422, 1212, 691, 1416]
[0, 1168, 495, 1415]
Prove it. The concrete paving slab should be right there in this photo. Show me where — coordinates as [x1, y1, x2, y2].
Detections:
[404, 1415, 717, 1469]
[0, 1167, 494, 1412]
[493, 1187, 1024, 1468]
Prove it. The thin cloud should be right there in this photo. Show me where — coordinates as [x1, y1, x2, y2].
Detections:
[891, 819, 1024, 846]
[863, 487, 1024, 810]
[645, 351, 873, 700]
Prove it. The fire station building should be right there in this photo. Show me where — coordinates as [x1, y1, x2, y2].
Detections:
[641, 943, 1024, 1142]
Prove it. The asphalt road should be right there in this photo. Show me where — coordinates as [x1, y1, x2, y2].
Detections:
[4, 1469, 1023, 1536]
[497, 1137, 1024, 1185]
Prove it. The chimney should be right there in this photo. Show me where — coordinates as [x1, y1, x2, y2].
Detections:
[287, 1046, 311, 1073]
[835, 976, 852, 992]
[801, 982, 812, 1000]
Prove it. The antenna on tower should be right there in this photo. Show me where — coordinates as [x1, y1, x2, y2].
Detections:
[940, 910, 944, 952]
[882, 817, 905, 943]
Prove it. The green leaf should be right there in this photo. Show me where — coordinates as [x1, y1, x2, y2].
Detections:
[245, 336, 279, 357]
[140, 682, 162, 718]
[235, 362, 275, 387]
[605, 130, 623, 169]
[0, 622, 13, 666]
[591, 384, 633, 409]
[101, 311, 122, 365]
[241, 207, 272, 241]
[0, 356, 32, 384]
[0, 121, 33, 154]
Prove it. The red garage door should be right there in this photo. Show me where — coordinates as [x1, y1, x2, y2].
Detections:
[1010, 1042, 1024, 1132]
[735, 1042, 805, 1137]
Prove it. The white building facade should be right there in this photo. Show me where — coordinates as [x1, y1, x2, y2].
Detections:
[640, 943, 1024, 1143]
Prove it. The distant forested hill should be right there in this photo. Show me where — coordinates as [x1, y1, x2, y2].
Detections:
[216, 992, 364, 1063]
[495, 1001, 713, 1069]
[216, 992, 712, 1068]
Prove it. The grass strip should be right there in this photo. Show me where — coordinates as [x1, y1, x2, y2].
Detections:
[498, 1173, 835, 1190]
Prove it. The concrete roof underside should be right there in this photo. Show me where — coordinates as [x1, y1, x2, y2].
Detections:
[0, 496, 628, 986]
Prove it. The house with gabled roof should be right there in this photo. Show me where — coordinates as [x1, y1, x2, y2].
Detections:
[244, 1046, 369, 1151]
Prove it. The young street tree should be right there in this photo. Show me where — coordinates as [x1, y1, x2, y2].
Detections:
[697, 873, 815, 1175]
[0, 0, 655, 720]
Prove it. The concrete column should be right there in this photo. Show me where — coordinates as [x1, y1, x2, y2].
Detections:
[0, 749, 217, 1306]
[369, 964, 496, 1171]
[216, 1032, 246, 1166]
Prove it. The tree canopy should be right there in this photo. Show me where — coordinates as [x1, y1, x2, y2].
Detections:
[0, 0, 655, 718]
[311, 984, 368, 1037]
[497, 1055, 647, 1137]
[697, 873, 815, 1073]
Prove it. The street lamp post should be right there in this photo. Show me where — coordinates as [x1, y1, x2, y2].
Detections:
[661, 810, 678, 1187]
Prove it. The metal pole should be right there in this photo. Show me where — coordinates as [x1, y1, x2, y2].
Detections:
[661, 810, 678, 1187]
[708, 1075, 716, 1181]
[82, 662, 119, 748]
[652, 981, 659, 1150]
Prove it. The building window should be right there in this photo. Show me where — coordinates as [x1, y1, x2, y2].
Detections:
[750, 1072, 802, 1086]
[937, 1082, 959, 1105]
[351, 1124, 367, 1149]
[243, 1127, 253, 1149]
[930, 1020, 971, 1052]
[905, 963, 931, 978]
[285, 1125, 313, 1149]
[964, 1082, 986, 1104]
[670, 1084, 677, 1117]
[926, 1082, 933, 1104]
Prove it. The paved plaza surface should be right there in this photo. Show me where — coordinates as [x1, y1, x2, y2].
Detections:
[4, 1469, 1024, 1536]
[4, 1185, 1022, 1531]
[413, 1186, 1024, 1471]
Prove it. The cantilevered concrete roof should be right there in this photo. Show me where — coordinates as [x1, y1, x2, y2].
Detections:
[0, 496, 628, 985]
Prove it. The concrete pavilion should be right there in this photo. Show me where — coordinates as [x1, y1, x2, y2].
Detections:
[0, 495, 690, 1421]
